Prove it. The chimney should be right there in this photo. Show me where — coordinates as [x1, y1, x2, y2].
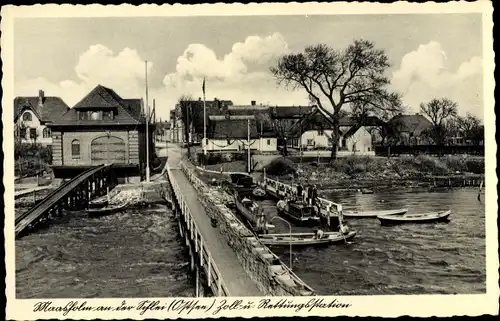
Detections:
[38, 90, 45, 107]
[198, 97, 202, 101]
[251, 100, 256, 106]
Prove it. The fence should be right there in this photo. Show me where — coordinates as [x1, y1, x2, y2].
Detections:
[375, 144, 484, 156]
[166, 164, 230, 296]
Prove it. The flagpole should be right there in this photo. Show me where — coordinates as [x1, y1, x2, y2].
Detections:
[203, 78, 207, 156]
[247, 119, 251, 174]
[145, 61, 150, 182]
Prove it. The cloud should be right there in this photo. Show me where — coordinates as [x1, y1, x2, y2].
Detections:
[15, 45, 153, 108]
[161, 32, 307, 110]
[391, 41, 483, 118]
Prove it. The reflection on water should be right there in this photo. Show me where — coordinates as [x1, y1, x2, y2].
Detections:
[16, 204, 195, 298]
[258, 188, 486, 295]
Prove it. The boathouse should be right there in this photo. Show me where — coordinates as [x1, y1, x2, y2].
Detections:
[47, 85, 155, 180]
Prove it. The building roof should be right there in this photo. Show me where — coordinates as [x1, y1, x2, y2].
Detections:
[14, 94, 70, 123]
[288, 107, 385, 137]
[48, 85, 145, 127]
[208, 116, 275, 139]
[270, 106, 314, 119]
[387, 113, 433, 134]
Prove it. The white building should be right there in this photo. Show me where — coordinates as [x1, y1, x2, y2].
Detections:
[203, 115, 277, 153]
[14, 90, 70, 146]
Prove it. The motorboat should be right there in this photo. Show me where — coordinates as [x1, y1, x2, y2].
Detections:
[276, 199, 320, 227]
[234, 191, 275, 232]
[343, 208, 408, 218]
[377, 210, 452, 225]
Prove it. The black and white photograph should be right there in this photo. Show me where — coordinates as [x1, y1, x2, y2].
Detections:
[2, 2, 498, 319]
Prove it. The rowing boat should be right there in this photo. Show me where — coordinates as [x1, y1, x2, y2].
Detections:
[378, 210, 452, 225]
[87, 202, 128, 218]
[258, 231, 356, 247]
[88, 195, 109, 209]
[343, 208, 408, 218]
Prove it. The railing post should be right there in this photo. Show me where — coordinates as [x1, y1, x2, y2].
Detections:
[207, 256, 211, 287]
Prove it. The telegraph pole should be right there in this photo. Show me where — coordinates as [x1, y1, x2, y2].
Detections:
[145, 61, 150, 182]
[247, 119, 251, 173]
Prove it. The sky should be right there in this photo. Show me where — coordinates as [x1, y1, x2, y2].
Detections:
[14, 14, 484, 121]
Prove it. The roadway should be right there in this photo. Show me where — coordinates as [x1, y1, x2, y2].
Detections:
[167, 144, 263, 296]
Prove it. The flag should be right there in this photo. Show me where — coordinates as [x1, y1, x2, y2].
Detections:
[202, 77, 206, 96]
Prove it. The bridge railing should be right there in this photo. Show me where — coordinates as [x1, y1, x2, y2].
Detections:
[166, 163, 230, 297]
[260, 174, 343, 216]
[15, 164, 111, 237]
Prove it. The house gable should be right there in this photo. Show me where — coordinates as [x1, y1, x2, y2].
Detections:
[14, 95, 70, 124]
[49, 85, 143, 127]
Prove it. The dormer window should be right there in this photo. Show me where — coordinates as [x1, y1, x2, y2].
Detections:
[23, 112, 32, 121]
[90, 111, 101, 120]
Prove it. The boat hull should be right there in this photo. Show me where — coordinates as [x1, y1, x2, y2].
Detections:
[378, 211, 451, 225]
[87, 204, 128, 218]
[259, 231, 357, 247]
[343, 208, 408, 218]
[277, 208, 321, 227]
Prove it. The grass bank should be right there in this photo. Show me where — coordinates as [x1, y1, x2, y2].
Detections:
[263, 155, 484, 189]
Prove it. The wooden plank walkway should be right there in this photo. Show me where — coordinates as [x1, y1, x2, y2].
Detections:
[170, 169, 263, 296]
[14, 186, 53, 199]
[166, 144, 262, 296]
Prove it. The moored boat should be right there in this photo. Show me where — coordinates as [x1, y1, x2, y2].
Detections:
[87, 202, 128, 218]
[276, 199, 320, 227]
[361, 188, 374, 194]
[88, 195, 109, 209]
[343, 208, 408, 218]
[234, 191, 275, 232]
[258, 230, 357, 247]
[377, 210, 452, 225]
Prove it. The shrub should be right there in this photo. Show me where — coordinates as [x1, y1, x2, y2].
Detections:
[465, 159, 484, 174]
[264, 157, 296, 176]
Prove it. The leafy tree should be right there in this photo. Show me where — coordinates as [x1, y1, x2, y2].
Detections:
[419, 98, 458, 146]
[270, 39, 402, 159]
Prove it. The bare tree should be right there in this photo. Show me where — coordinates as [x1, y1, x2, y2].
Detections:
[270, 39, 402, 159]
[177, 95, 194, 158]
[456, 113, 483, 145]
[420, 98, 458, 146]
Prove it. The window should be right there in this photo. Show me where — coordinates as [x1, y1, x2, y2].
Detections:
[78, 111, 89, 120]
[307, 139, 314, 146]
[90, 111, 101, 120]
[103, 111, 113, 120]
[43, 128, 51, 138]
[29, 128, 37, 140]
[23, 112, 32, 121]
[71, 140, 80, 158]
[267, 139, 271, 145]
[318, 129, 324, 135]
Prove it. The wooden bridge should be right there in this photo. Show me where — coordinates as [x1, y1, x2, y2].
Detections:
[15, 164, 118, 238]
[165, 158, 263, 297]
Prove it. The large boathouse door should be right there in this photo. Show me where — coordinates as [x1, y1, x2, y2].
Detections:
[91, 136, 126, 165]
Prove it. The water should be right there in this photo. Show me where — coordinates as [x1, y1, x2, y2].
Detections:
[15, 204, 196, 298]
[258, 188, 486, 295]
[16, 188, 485, 297]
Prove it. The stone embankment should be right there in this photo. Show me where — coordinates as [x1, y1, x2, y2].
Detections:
[180, 162, 314, 296]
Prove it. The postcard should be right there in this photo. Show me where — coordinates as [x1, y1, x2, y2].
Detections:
[2, 2, 498, 319]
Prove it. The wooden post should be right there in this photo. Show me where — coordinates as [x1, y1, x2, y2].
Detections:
[195, 265, 200, 297]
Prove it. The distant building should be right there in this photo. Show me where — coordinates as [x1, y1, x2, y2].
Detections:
[386, 113, 434, 145]
[288, 107, 385, 156]
[205, 114, 277, 153]
[14, 90, 70, 145]
[47, 85, 155, 180]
